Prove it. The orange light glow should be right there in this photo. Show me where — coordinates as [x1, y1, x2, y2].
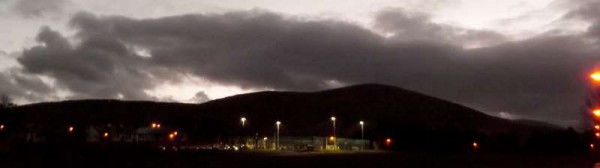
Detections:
[103, 132, 109, 138]
[0, 125, 4, 130]
[329, 136, 335, 141]
[595, 125, 600, 130]
[173, 131, 178, 136]
[591, 144, 595, 149]
[473, 142, 479, 148]
[385, 138, 392, 146]
[151, 122, 161, 129]
[594, 109, 600, 117]
[169, 133, 175, 140]
[68, 126, 74, 133]
[591, 72, 600, 82]
[596, 133, 600, 137]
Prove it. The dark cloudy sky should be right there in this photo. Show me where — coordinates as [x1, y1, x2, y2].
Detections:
[1, 0, 600, 128]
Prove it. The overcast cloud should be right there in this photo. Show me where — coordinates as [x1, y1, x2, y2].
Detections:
[2, 0, 600, 128]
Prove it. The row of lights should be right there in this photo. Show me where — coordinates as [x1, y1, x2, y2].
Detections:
[238, 116, 432, 149]
[239, 116, 365, 139]
[0, 121, 480, 149]
[100, 122, 176, 140]
[591, 72, 600, 141]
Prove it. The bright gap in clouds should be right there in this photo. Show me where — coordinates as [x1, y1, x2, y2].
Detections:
[430, 0, 564, 39]
[144, 76, 261, 103]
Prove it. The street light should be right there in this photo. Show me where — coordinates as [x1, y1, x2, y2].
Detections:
[68, 126, 74, 133]
[151, 122, 161, 129]
[385, 138, 392, 146]
[331, 116, 336, 150]
[239, 117, 247, 147]
[276, 121, 281, 150]
[241, 117, 246, 127]
[359, 121, 364, 150]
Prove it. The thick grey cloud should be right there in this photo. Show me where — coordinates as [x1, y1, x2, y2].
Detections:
[18, 26, 168, 100]
[566, 0, 600, 40]
[373, 8, 508, 47]
[0, 69, 54, 102]
[15, 7, 600, 127]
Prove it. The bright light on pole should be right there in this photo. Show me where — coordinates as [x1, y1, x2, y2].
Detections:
[276, 121, 281, 150]
[331, 116, 336, 150]
[359, 121, 364, 150]
[241, 117, 246, 127]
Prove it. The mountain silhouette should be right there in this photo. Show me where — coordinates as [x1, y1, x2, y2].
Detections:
[2, 84, 557, 141]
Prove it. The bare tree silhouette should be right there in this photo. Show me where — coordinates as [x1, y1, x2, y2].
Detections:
[0, 94, 16, 109]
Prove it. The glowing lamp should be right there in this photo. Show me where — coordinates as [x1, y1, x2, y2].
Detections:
[591, 72, 600, 82]
[241, 117, 247, 127]
[151, 122, 161, 129]
[385, 138, 392, 146]
[594, 109, 600, 117]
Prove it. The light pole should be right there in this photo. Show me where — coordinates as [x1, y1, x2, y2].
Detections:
[331, 116, 336, 150]
[359, 121, 364, 150]
[276, 121, 281, 150]
[240, 117, 246, 147]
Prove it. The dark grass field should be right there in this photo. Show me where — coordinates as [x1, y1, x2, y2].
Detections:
[1, 146, 597, 168]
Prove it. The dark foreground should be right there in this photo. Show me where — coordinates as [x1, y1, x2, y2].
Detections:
[0, 146, 596, 168]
